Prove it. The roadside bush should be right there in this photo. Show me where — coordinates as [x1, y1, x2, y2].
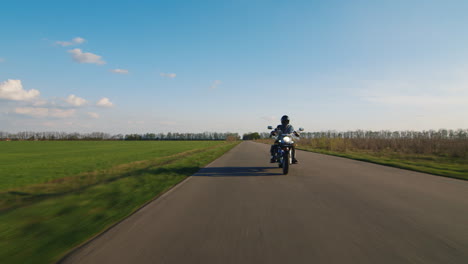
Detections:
[298, 137, 468, 159]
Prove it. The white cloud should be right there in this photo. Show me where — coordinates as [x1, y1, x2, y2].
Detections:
[15, 107, 76, 118]
[96, 97, 114, 107]
[68, 48, 106, 65]
[87, 112, 99, 119]
[66, 94, 87, 106]
[56, 37, 86, 47]
[210, 80, 222, 89]
[160, 72, 177, 78]
[32, 100, 49, 106]
[50, 108, 76, 118]
[72, 37, 85, 44]
[56, 41, 73, 47]
[110, 69, 129, 74]
[0, 79, 40, 101]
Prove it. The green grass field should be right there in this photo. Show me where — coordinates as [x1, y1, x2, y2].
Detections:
[0, 141, 224, 190]
[0, 141, 239, 264]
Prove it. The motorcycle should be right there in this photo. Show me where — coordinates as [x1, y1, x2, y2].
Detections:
[268, 126, 304, 175]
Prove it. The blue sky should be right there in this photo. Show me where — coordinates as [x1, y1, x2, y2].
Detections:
[1, 0, 468, 134]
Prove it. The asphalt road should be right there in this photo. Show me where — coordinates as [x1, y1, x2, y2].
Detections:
[61, 141, 468, 264]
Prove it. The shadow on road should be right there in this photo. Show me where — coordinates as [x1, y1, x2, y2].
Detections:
[194, 166, 281, 177]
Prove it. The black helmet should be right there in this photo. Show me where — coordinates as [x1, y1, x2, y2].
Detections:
[281, 115, 290, 125]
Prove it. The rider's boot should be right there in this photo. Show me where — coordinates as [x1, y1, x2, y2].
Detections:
[270, 156, 276, 163]
[292, 158, 298, 164]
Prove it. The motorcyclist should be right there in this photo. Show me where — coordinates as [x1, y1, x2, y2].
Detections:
[270, 115, 300, 163]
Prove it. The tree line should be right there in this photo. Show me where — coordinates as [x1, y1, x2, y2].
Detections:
[0, 131, 240, 141]
[2, 129, 467, 141]
[260, 129, 468, 140]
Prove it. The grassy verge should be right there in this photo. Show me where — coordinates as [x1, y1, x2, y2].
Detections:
[255, 139, 467, 180]
[0, 141, 239, 264]
[297, 146, 468, 180]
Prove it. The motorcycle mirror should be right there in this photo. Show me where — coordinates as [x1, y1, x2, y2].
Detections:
[267, 126, 273, 129]
[299, 128, 304, 131]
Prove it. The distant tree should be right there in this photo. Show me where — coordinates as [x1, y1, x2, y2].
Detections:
[242, 132, 260, 140]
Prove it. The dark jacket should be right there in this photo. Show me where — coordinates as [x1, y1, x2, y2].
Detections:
[270, 124, 299, 138]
